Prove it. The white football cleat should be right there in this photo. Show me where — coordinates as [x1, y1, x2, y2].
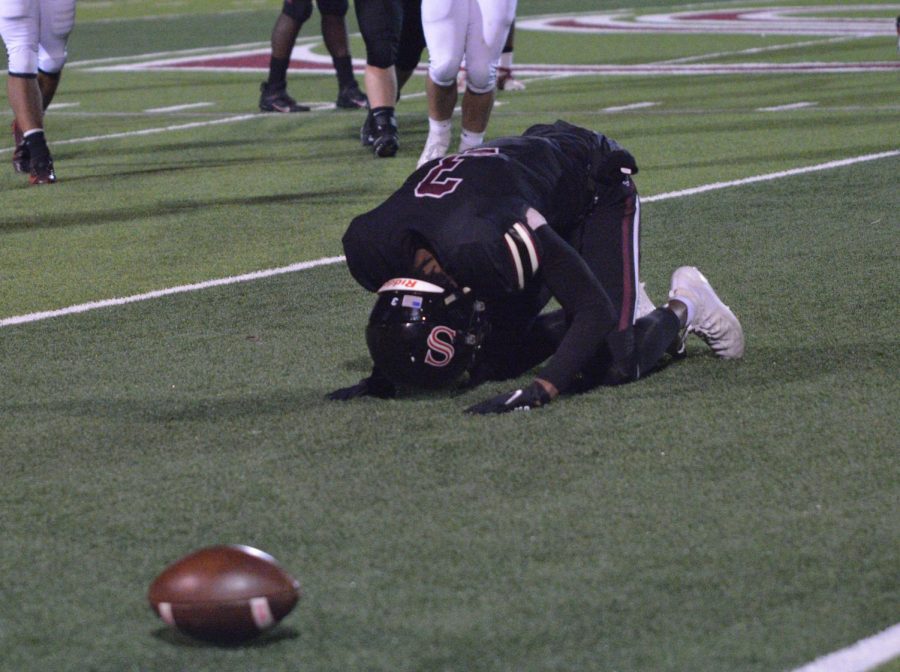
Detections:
[668, 266, 744, 359]
[497, 68, 526, 91]
[417, 136, 450, 168]
[634, 280, 656, 321]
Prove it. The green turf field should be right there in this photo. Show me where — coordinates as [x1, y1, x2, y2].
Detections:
[1, 1, 898, 671]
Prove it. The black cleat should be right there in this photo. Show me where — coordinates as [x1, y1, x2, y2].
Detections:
[12, 121, 29, 173]
[29, 155, 56, 185]
[336, 83, 368, 109]
[371, 112, 399, 158]
[360, 111, 374, 146]
[258, 82, 310, 113]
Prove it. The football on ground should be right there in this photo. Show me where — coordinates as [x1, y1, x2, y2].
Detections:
[148, 545, 301, 643]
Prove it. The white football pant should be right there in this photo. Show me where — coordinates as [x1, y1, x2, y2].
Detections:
[423, 0, 517, 94]
[0, 0, 76, 75]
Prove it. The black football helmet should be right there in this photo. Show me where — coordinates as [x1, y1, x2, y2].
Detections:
[366, 277, 487, 389]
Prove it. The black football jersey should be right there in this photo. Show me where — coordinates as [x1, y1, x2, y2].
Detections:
[343, 121, 610, 299]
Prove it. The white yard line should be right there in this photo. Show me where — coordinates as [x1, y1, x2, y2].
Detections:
[0, 257, 345, 327]
[602, 102, 659, 112]
[49, 112, 259, 144]
[655, 36, 856, 65]
[641, 150, 898, 202]
[0, 113, 260, 155]
[144, 102, 214, 113]
[46, 101, 81, 110]
[66, 41, 270, 67]
[81, 8, 259, 25]
[3, 148, 897, 329]
[758, 101, 818, 111]
[789, 622, 900, 672]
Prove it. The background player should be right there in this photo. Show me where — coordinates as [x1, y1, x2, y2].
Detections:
[355, 0, 425, 158]
[497, 20, 525, 91]
[457, 18, 526, 92]
[259, 0, 367, 113]
[1, 0, 77, 184]
[417, 0, 517, 168]
[330, 120, 745, 412]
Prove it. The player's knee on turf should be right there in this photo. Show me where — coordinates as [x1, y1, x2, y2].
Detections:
[282, 0, 313, 23]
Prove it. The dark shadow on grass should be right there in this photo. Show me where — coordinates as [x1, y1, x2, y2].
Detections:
[426, 340, 893, 404]
[2, 383, 335, 421]
[0, 187, 358, 233]
[342, 356, 374, 373]
[151, 625, 299, 648]
[46, 157, 272, 184]
[92, 137, 265, 155]
[3, 342, 893, 422]
[591, 340, 894, 403]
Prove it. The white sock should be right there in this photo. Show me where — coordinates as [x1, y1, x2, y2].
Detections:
[500, 52, 513, 70]
[427, 117, 452, 145]
[22, 128, 44, 138]
[458, 128, 485, 152]
[428, 117, 451, 135]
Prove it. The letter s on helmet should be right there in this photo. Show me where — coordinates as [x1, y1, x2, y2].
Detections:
[365, 278, 487, 389]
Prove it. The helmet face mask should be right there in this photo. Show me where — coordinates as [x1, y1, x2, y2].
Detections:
[366, 278, 487, 390]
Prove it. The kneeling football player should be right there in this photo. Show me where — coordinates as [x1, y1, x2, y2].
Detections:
[329, 120, 744, 413]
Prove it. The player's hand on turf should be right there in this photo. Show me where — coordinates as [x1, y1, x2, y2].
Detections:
[327, 368, 396, 400]
[465, 381, 552, 414]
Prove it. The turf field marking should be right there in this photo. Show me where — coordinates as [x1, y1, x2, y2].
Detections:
[83, 25, 899, 76]
[144, 102, 214, 113]
[642, 149, 899, 202]
[67, 41, 270, 68]
[602, 102, 659, 112]
[758, 101, 818, 111]
[81, 7, 258, 25]
[519, 7, 897, 36]
[0, 103, 357, 157]
[49, 113, 259, 145]
[46, 101, 80, 110]
[0, 257, 345, 327]
[0, 113, 259, 155]
[109, 44, 900, 75]
[655, 35, 856, 64]
[789, 622, 900, 672]
[3, 149, 898, 329]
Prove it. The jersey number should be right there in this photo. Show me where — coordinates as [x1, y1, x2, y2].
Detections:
[414, 148, 500, 199]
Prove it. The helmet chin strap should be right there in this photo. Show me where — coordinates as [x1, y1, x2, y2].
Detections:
[410, 249, 484, 334]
